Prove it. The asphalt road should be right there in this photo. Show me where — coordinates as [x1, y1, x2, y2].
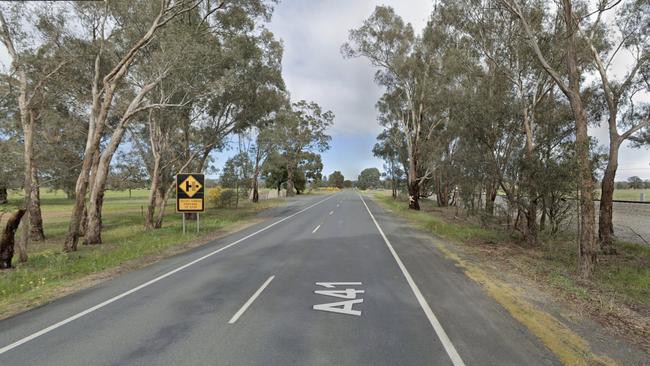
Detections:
[0, 191, 560, 365]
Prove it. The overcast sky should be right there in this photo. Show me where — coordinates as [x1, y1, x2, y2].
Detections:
[261, 0, 433, 180]
[249, 0, 650, 181]
[1, 1, 648, 182]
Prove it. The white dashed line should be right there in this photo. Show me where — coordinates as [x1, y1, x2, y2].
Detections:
[228, 275, 275, 324]
[0, 195, 335, 355]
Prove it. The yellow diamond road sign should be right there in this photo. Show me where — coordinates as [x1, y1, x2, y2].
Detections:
[179, 175, 203, 198]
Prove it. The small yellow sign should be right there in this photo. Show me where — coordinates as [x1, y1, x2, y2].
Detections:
[179, 175, 203, 198]
[178, 199, 203, 211]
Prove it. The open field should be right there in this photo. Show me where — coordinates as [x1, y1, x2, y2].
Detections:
[370, 190, 650, 353]
[491, 193, 650, 246]
[595, 189, 650, 202]
[0, 189, 286, 317]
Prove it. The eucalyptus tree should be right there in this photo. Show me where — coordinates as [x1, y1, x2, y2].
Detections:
[301, 152, 324, 187]
[220, 152, 253, 207]
[459, 0, 561, 244]
[372, 125, 406, 198]
[577, 0, 650, 253]
[328, 171, 344, 189]
[248, 127, 275, 202]
[272, 101, 333, 196]
[498, 0, 600, 276]
[136, 5, 284, 229]
[261, 151, 288, 193]
[343, 6, 447, 210]
[83, 1, 219, 245]
[64, 0, 205, 250]
[0, 2, 69, 255]
[357, 168, 381, 190]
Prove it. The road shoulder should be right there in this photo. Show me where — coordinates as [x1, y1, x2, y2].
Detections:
[365, 193, 648, 366]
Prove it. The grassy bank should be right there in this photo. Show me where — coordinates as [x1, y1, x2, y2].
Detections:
[369, 191, 649, 356]
[0, 189, 285, 317]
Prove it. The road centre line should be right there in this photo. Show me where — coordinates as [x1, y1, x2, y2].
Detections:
[228, 275, 275, 324]
[312, 225, 321, 234]
[358, 194, 466, 366]
[0, 194, 335, 355]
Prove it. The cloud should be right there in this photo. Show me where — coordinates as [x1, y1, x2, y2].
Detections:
[269, 0, 433, 137]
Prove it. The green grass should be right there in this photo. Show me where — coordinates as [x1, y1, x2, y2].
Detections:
[0, 189, 285, 316]
[370, 191, 650, 307]
[596, 188, 650, 202]
[374, 192, 509, 245]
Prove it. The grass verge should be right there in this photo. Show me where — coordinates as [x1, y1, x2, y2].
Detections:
[369, 191, 649, 365]
[0, 189, 285, 318]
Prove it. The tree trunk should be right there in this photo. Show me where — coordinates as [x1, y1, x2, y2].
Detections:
[154, 183, 174, 228]
[562, 0, 597, 277]
[65, 116, 105, 252]
[0, 186, 7, 204]
[84, 189, 104, 245]
[540, 196, 547, 232]
[524, 200, 538, 246]
[252, 173, 260, 203]
[18, 110, 35, 263]
[408, 180, 420, 210]
[29, 165, 45, 241]
[0, 209, 26, 269]
[252, 159, 260, 203]
[85, 123, 128, 245]
[235, 181, 239, 209]
[599, 139, 619, 254]
[145, 155, 161, 229]
[407, 157, 419, 210]
[485, 182, 497, 215]
[286, 165, 295, 197]
[391, 168, 397, 199]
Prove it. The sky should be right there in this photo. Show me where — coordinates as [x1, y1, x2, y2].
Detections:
[211, 0, 435, 181]
[212, 0, 649, 181]
[1, 1, 648, 182]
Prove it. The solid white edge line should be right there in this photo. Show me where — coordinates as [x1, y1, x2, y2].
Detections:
[0, 195, 335, 355]
[228, 275, 275, 324]
[358, 194, 466, 366]
[312, 224, 321, 234]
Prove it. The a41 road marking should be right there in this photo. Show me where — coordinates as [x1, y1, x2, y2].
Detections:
[312, 282, 364, 316]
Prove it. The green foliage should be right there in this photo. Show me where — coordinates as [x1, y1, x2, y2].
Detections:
[108, 152, 148, 193]
[627, 176, 644, 189]
[215, 189, 237, 208]
[328, 171, 344, 189]
[357, 168, 381, 190]
[220, 152, 253, 190]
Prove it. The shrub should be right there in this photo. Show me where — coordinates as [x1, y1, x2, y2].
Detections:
[217, 189, 237, 208]
[207, 187, 224, 207]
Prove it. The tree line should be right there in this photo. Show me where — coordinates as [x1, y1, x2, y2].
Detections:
[0, 0, 333, 268]
[345, 0, 649, 278]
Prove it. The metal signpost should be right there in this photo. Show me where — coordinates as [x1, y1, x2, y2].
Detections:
[176, 173, 205, 234]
